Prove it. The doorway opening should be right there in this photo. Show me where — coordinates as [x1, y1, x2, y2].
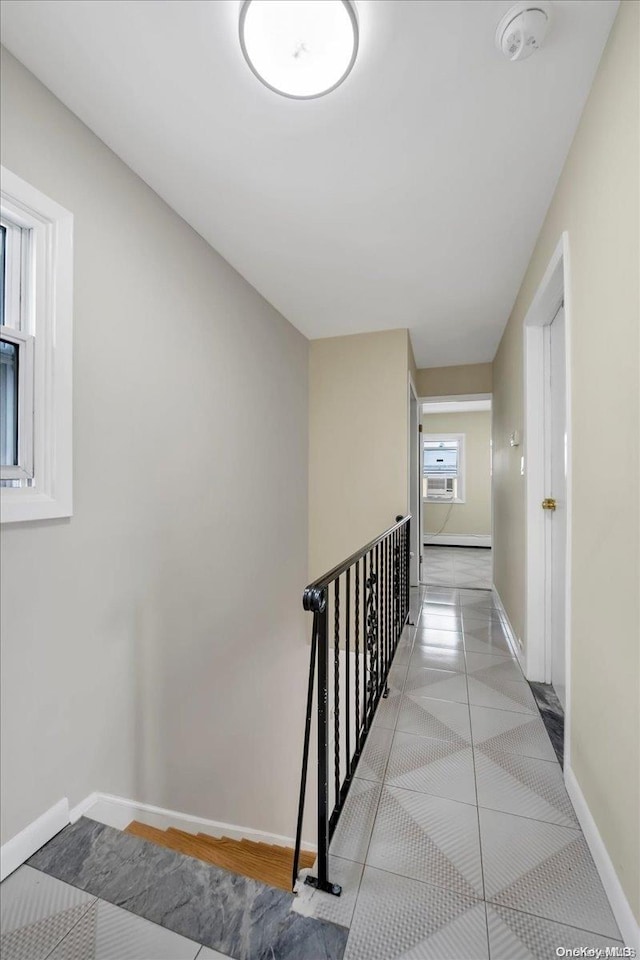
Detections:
[419, 395, 493, 589]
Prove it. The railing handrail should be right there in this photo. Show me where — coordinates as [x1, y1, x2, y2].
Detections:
[303, 515, 410, 612]
[293, 514, 412, 895]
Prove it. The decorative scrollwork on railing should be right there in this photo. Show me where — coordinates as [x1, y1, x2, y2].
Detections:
[393, 542, 400, 629]
[365, 571, 378, 694]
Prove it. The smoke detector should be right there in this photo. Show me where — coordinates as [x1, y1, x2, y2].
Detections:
[496, 2, 551, 62]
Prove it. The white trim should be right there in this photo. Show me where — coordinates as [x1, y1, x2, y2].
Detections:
[0, 791, 317, 880]
[0, 325, 34, 479]
[69, 792, 100, 823]
[421, 393, 492, 403]
[72, 792, 317, 852]
[522, 233, 572, 767]
[408, 376, 420, 587]
[0, 167, 73, 523]
[565, 765, 639, 951]
[492, 584, 526, 668]
[422, 399, 491, 414]
[0, 798, 69, 881]
[423, 534, 491, 547]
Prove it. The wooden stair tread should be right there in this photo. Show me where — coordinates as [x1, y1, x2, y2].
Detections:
[125, 822, 314, 892]
[170, 830, 288, 860]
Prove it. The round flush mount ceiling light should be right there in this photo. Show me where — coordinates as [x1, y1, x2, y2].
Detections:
[495, 2, 551, 62]
[239, 0, 358, 99]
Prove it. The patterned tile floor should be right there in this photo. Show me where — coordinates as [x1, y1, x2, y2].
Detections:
[2, 587, 624, 960]
[296, 585, 624, 960]
[0, 865, 226, 959]
[422, 545, 493, 589]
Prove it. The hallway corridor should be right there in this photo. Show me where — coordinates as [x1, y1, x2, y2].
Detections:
[297, 586, 622, 959]
[0, 587, 625, 960]
[422, 546, 493, 590]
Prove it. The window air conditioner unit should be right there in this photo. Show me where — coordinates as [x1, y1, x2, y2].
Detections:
[426, 476, 455, 500]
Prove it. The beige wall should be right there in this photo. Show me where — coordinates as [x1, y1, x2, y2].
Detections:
[423, 411, 491, 538]
[416, 363, 492, 398]
[309, 329, 409, 578]
[0, 49, 310, 844]
[493, 1, 639, 921]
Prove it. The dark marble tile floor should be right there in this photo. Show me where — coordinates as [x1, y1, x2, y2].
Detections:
[528, 681, 565, 766]
[28, 818, 348, 960]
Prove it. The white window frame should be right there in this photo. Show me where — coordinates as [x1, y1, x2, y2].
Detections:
[1, 327, 34, 479]
[423, 433, 466, 504]
[1, 167, 73, 523]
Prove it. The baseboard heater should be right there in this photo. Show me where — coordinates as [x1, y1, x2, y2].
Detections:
[423, 535, 492, 548]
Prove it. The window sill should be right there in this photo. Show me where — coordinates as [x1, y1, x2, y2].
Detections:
[423, 498, 466, 505]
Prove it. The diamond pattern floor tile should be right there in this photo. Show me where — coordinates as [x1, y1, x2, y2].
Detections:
[459, 594, 497, 610]
[355, 727, 394, 782]
[344, 867, 488, 960]
[397, 695, 472, 743]
[480, 808, 620, 938]
[404, 668, 469, 704]
[415, 628, 465, 650]
[371, 688, 402, 730]
[475, 751, 578, 827]
[465, 652, 524, 682]
[422, 603, 462, 617]
[471, 706, 558, 762]
[386, 660, 408, 687]
[367, 787, 483, 897]
[464, 635, 513, 657]
[386, 733, 476, 804]
[329, 778, 382, 864]
[48, 898, 200, 959]
[390, 643, 412, 667]
[408, 645, 466, 672]
[422, 548, 492, 590]
[485, 903, 623, 960]
[423, 588, 458, 603]
[466, 676, 538, 714]
[421, 614, 463, 632]
[0, 866, 96, 960]
[464, 620, 510, 642]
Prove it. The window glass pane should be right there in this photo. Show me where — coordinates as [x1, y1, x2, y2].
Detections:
[0, 224, 5, 328]
[424, 441, 459, 476]
[0, 338, 19, 466]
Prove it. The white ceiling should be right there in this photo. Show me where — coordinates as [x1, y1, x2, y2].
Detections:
[0, 0, 618, 366]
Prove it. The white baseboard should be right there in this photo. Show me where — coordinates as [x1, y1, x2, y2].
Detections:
[73, 792, 317, 853]
[423, 535, 491, 547]
[1, 799, 69, 881]
[565, 765, 639, 951]
[1, 792, 316, 880]
[491, 585, 525, 668]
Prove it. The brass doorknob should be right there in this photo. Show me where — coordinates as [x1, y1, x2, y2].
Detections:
[542, 498, 557, 511]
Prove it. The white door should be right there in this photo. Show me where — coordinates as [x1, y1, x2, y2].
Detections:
[547, 307, 567, 708]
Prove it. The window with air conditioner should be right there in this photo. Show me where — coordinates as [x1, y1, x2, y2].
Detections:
[423, 435, 465, 503]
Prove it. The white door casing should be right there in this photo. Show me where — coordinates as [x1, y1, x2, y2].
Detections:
[524, 232, 572, 765]
[546, 307, 567, 708]
[409, 379, 420, 587]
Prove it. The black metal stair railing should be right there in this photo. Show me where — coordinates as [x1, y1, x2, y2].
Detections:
[292, 515, 411, 895]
